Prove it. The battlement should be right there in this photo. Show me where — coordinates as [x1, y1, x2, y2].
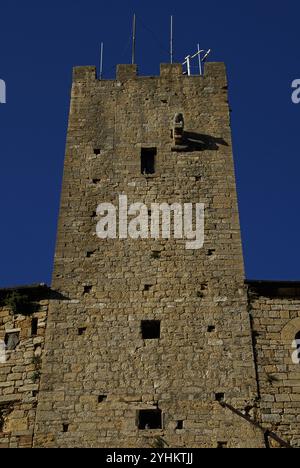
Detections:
[72, 62, 227, 83]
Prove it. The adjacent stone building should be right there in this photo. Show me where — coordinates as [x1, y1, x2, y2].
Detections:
[0, 62, 299, 448]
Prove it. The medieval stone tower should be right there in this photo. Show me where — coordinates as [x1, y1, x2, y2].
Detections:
[2, 61, 299, 449]
[31, 62, 265, 448]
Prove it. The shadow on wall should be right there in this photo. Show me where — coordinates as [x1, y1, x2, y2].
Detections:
[184, 132, 229, 151]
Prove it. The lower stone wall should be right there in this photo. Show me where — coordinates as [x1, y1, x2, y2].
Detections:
[249, 283, 300, 448]
[0, 288, 48, 448]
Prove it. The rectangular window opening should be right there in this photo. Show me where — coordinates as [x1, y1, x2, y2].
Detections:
[138, 409, 162, 430]
[98, 395, 108, 403]
[141, 148, 156, 175]
[78, 328, 87, 336]
[31, 318, 38, 336]
[62, 423, 69, 433]
[151, 251, 161, 260]
[141, 320, 161, 340]
[176, 420, 184, 430]
[215, 393, 225, 403]
[86, 251, 96, 258]
[83, 285, 93, 295]
[217, 442, 228, 449]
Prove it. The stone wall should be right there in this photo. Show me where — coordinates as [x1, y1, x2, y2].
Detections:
[248, 282, 300, 448]
[33, 63, 264, 448]
[0, 286, 49, 448]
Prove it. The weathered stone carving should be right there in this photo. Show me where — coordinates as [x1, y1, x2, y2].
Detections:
[173, 113, 184, 145]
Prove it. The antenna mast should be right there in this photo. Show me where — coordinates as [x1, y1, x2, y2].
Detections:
[100, 42, 104, 80]
[197, 44, 202, 76]
[170, 15, 173, 64]
[132, 14, 136, 64]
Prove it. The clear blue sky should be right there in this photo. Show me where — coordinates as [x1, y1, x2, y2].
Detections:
[0, 0, 299, 287]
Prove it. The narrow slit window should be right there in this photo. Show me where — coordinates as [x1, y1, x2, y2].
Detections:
[62, 423, 69, 433]
[295, 331, 300, 363]
[31, 318, 38, 336]
[141, 148, 156, 175]
[141, 321, 161, 340]
[138, 409, 162, 430]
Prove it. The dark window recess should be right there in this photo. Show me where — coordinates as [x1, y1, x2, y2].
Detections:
[92, 179, 101, 184]
[91, 211, 97, 218]
[138, 409, 162, 430]
[176, 420, 184, 430]
[93, 149, 101, 155]
[78, 328, 87, 336]
[195, 176, 202, 182]
[217, 442, 228, 449]
[141, 148, 156, 175]
[62, 424, 69, 433]
[215, 393, 225, 402]
[86, 251, 96, 258]
[141, 321, 161, 340]
[5, 332, 20, 351]
[83, 285, 93, 295]
[31, 318, 38, 336]
[98, 395, 108, 403]
[295, 331, 300, 362]
[197, 283, 208, 298]
[32, 391, 38, 398]
[207, 326, 216, 333]
[151, 251, 161, 260]
[208, 249, 216, 257]
[144, 284, 153, 292]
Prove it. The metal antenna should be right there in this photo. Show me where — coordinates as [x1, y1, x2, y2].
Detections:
[197, 44, 202, 76]
[170, 15, 173, 64]
[100, 42, 104, 80]
[132, 14, 136, 64]
[183, 48, 211, 76]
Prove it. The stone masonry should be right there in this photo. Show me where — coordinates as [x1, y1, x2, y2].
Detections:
[0, 63, 299, 448]
[33, 62, 264, 448]
[0, 285, 49, 448]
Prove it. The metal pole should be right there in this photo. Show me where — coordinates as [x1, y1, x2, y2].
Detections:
[185, 56, 191, 76]
[132, 14, 136, 64]
[100, 42, 104, 79]
[170, 15, 173, 64]
[197, 44, 202, 76]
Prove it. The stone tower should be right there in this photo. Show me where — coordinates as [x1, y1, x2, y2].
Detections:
[33, 63, 265, 448]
